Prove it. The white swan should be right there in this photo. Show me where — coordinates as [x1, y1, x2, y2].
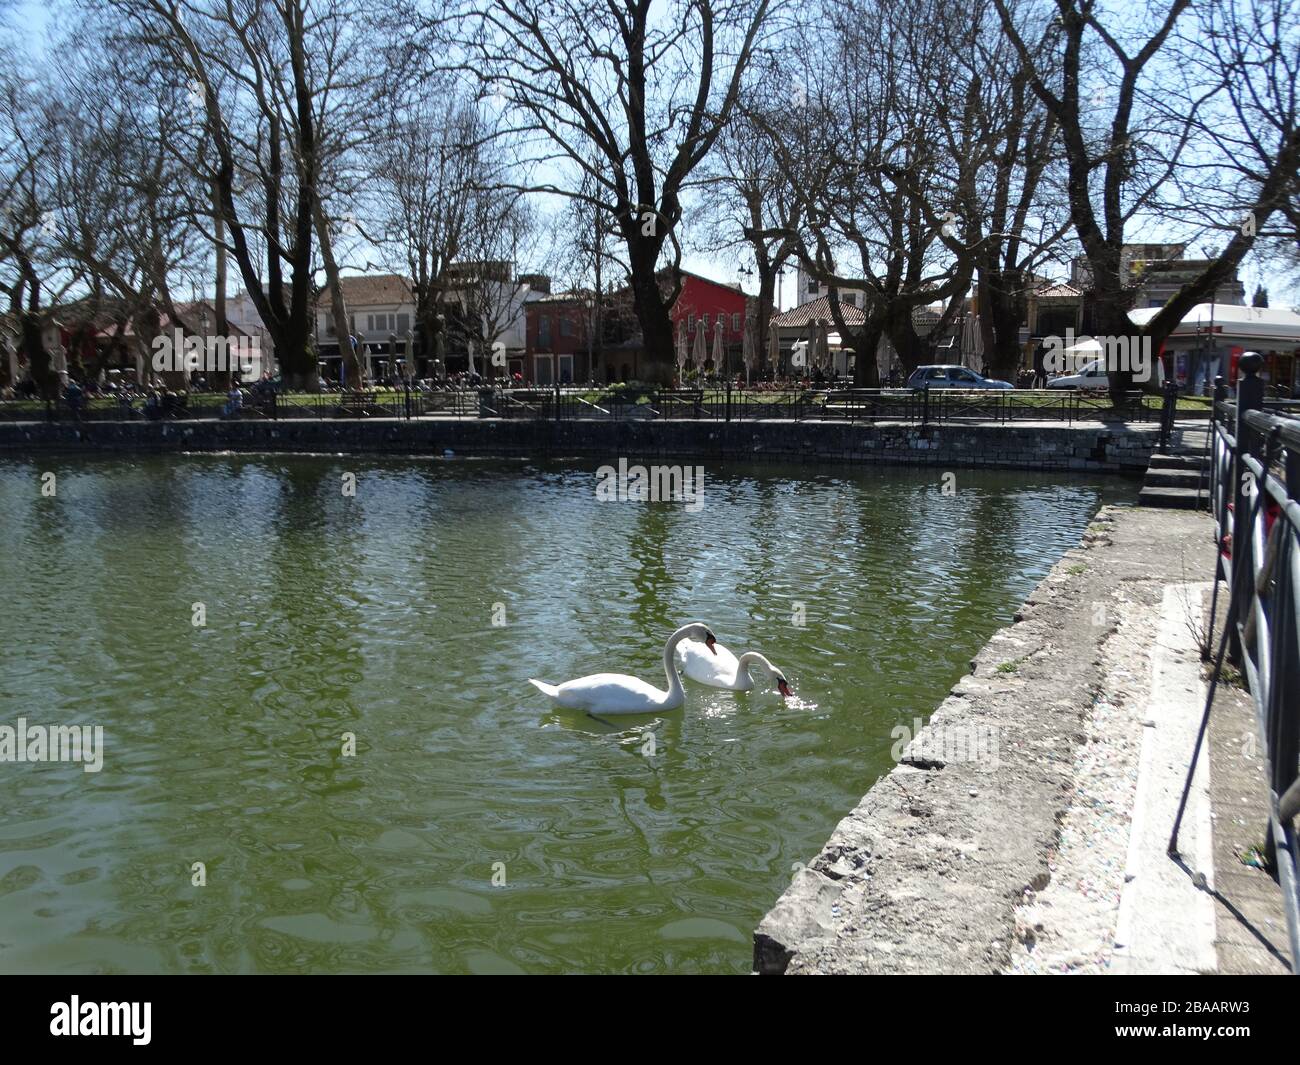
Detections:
[677, 639, 793, 697]
[528, 622, 718, 715]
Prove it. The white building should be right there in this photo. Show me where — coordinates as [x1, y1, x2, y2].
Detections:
[794, 263, 866, 309]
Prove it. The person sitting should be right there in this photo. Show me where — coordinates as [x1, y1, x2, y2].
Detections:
[64, 379, 85, 421]
[223, 384, 243, 418]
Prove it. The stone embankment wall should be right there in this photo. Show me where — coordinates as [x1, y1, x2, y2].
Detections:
[0, 417, 1157, 472]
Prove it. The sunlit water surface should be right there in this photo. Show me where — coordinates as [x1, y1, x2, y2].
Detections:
[0, 454, 1132, 973]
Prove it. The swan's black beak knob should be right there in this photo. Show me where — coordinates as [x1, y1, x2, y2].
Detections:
[777, 678, 793, 698]
[705, 632, 717, 655]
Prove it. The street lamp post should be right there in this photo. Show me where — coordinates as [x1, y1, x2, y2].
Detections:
[199, 307, 209, 387]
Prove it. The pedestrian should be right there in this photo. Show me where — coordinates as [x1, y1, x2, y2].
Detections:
[64, 378, 84, 421]
[1032, 337, 1048, 388]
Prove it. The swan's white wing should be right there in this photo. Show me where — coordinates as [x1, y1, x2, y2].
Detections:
[553, 672, 674, 714]
[677, 639, 741, 688]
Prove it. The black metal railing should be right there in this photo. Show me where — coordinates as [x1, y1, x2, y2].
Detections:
[0, 386, 480, 423]
[1171, 354, 1300, 971]
[1, 383, 1184, 426]
[458, 384, 1166, 425]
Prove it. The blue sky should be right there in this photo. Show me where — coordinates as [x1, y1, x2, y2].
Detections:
[6, 2, 1291, 310]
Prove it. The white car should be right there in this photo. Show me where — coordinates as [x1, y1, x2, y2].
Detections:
[1047, 358, 1110, 389]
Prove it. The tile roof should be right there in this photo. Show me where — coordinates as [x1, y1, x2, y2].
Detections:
[1034, 282, 1082, 298]
[771, 295, 866, 328]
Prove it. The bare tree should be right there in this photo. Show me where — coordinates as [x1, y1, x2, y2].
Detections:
[447, 197, 539, 379]
[695, 84, 802, 380]
[935, 0, 1070, 380]
[759, 0, 976, 384]
[45, 25, 208, 387]
[107, 0, 366, 387]
[457, 0, 779, 383]
[993, 0, 1300, 398]
[371, 82, 501, 376]
[0, 54, 75, 397]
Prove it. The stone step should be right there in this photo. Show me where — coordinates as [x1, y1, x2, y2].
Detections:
[1144, 468, 1207, 488]
[1139, 486, 1209, 510]
[1149, 453, 1209, 471]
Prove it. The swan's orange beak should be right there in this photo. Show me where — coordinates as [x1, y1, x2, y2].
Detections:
[777, 679, 793, 698]
[705, 633, 718, 655]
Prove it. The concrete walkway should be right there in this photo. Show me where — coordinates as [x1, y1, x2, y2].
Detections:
[754, 504, 1291, 974]
[1205, 609, 1295, 974]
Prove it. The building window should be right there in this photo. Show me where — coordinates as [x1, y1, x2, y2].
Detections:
[560, 317, 574, 337]
[703, 314, 710, 329]
[688, 314, 695, 331]
[539, 316, 551, 347]
[397, 313, 410, 333]
[732, 313, 741, 332]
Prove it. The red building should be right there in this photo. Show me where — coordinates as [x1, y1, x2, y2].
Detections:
[524, 294, 593, 384]
[525, 290, 645, 384]
[522, 269, 751, 385]
[670, 270, 749, 371]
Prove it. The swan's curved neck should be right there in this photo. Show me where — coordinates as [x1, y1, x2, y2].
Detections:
[736, 652, 773, 683]
[662, 625, 698, 700]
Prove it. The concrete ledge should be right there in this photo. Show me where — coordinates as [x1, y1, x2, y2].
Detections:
[0, 417, 1159, 473]
[753, 506, 1216, 974]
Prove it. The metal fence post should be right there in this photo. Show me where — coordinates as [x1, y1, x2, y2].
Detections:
[1230, 354, 1265, 664]
[1272, 440, 1300, 830]
[1158, 376, 1178, 453]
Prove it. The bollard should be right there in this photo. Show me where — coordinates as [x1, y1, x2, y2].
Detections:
[1158, 376, 1179, 454]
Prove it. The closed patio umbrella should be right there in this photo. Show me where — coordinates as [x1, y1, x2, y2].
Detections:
[742, 314, 756, 383]
[675, 321, 687, 377]
[960, 312, 983, 368]
[768, 321, 780, 375]
[711, 319, 725, 377]
[691, 320, 707, 373]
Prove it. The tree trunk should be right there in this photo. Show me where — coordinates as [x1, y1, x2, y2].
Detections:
[852, 322, 882, 386]
[755, 268, 776, 382]
[627, 259, 674, 385]
[886, 303, 926, 376]
[312, 200, 359, 389]
[1087, 282, 1139, 403]
[214, 187, 230, 387]
[21, 311, 52, 400]
[981, 268, 1025, 382]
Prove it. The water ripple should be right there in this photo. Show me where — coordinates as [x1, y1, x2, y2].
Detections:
[0, 454, 1132, 973]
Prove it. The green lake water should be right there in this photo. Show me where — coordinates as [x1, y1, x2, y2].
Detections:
[0, 454, 1132, 974]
